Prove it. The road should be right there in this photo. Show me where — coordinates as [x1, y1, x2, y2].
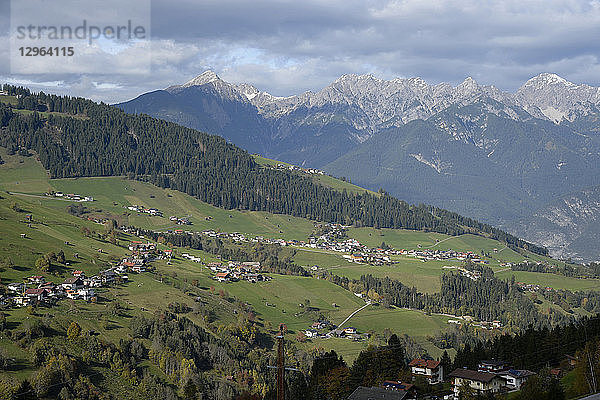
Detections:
[336, 302, 371, 329]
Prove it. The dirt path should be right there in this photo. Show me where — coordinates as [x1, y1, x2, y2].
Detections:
[336, 302, 371, 329]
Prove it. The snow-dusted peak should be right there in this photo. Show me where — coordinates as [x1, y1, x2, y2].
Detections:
[522, 73, 572, 88]
[457, 76, 479, 91]
[516, 73, 600, 122]
[182, 70, 221, 87]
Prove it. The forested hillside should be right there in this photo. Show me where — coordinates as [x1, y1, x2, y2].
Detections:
[0, 85, 546, 255]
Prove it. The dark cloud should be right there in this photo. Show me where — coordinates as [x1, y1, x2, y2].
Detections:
[2, 0, 600, 101]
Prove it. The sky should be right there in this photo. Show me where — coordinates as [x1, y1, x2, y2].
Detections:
[2, 0, 600, 103]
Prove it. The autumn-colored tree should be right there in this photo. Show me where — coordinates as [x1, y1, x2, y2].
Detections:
[67, 321, 81, 341]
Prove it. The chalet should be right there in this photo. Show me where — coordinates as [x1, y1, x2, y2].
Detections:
[8, 282, 24, 292]
[215, 272, 230, 282]
[72, 270, 85, 278]
[408, 359, 444, 384]
[348, 386, 408, 400]
[61, 277, 83, 290]
[66, 289, 79, 299]
[499, 369, 535, 390]
[478, 360, 509, 373]
[449, 369, 503, 397]
[24, 288, 46, 302]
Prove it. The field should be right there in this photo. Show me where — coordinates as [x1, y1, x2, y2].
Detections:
[253, 154, 376, 195]
[495, 270, 600, 291]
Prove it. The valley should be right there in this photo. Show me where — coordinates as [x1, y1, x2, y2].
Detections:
[0, 87, 599, 399]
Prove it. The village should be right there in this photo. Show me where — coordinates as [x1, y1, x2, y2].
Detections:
[45, 191, 94, 202]
[346, 358, 552, 399]
[273, 163, 326, 176]
[0, 238, 170, 308]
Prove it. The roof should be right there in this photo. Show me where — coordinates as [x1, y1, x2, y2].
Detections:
[215, 272, 229, 277]
[408, 359, 441, 369]
[381, 381, 414, 391]
[449, 369, 499, 383]
[479, 360, 507, 366]
[25, 288, 44, 295]
[348, 386, 408, 400]
[502, 369, 536, 378]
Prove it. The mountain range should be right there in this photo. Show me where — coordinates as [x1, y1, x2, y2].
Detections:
[117, 72, 600, 261]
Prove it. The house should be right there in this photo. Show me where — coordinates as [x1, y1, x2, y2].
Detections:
[348, 386, 407, 400]
[24, 288, 46, 302]
[305, 329, 318, 338]
[132, 265, 146, 273]
[7, 282, 24, 292]
[78, 288, 95, 301]
[381, 381, 415, 396]
[245, 273, 262, 283]
[565, 354, 578, 368]
[449, 369, 504, 397]
[478, 360, 509, 373]
[61, 277, 83, 290]
[13, 296, 32, 307]
[66, 289, 79, 299]
[100, 269, 117, 283]
[499, 369, 535, 390]
[408, 359, 444, 384]
[72, 270, 85, 278]
[215, 272, 230, 282]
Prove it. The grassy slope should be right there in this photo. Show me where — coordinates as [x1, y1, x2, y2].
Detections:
[2, 149, 598, 374]
[253, 154, 377, 196]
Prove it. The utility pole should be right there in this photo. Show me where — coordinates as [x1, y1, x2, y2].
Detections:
[277, 323, 285, 400]
[267, 324, 300, 400]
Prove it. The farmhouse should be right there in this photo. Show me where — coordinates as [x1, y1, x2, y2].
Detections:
[408, 359, 444, 384]
[449, 369, 503, 397]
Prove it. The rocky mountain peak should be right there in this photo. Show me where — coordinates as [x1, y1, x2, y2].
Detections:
[181, 70, 222, 87]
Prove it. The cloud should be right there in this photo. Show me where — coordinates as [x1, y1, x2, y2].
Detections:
[2, 0, 600, 101]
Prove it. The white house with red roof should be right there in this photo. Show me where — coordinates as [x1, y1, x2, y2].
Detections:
[409, 359, 444, 384]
